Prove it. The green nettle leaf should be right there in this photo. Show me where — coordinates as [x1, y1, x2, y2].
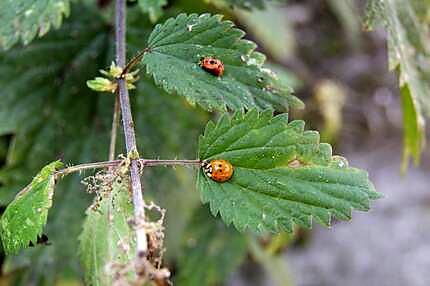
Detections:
[197, 109, 381, 233]
[79, 177, 136, 286]
[0, 0, 72, 50]
[142, 13, 304, 112]
[176, 207, 247, 286]
[138, 0, 167, 23]
[0, 161, 63, 255]
[365, 0, 430, 169]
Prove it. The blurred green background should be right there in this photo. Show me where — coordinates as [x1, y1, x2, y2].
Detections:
[1, 0, 430, 285]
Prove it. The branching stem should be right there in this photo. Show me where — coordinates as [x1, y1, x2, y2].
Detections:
[115, 0, 147, 258]
[121, 48, 148, 76]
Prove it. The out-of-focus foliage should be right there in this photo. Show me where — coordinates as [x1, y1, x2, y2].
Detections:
[0, 137, 8, 161]
[314, 80, 346, 142]
[205, 0, 291, 10]
[399, 85, 424, 171]
[130, 0, 167, 23]
[235, 2, 295, 61]
[139, 0, 168, 23]
[176, 207, 247, 286]
[248, 237, 294, 286]
[365, 0, 430, 170]
[205, 0, 266, 10]
[0, 0, 72, 50]
[326, 0, 361, 49]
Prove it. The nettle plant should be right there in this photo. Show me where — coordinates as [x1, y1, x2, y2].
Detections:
[8, 0, 430, 285]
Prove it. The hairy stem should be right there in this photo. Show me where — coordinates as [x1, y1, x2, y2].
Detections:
[108, 94, 121, 161]
[115, 0, 147, 258]
[55, 159, 201, 177]
[142, 159, 202, 167]
[122, 48, 148, 75]
[56, 161, 120, 176]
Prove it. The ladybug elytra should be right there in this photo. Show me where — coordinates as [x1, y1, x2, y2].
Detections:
[199, 57, 224, 77]
[202, 159, 234, 183]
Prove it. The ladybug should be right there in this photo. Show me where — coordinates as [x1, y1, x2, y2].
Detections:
[199, 57, 224, 77]
[202, 159, 233, 182]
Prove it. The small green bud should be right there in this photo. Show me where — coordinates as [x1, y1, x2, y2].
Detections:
[86, 77, 117, 93]
[99, 69, 111, 77]
[87, 62, 140, 93]
[108, 62, 123, 78]
[126, 82, 136, 90]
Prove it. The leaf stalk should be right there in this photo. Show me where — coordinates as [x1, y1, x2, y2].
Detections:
[55, 159, 201, 177]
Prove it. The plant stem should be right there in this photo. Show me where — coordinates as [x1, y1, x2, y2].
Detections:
[55, 159, 201, 177]
[115, 0, 147, 258]
[108, 94, 120, 161]
[56, 161, 120, 176]
[142, 159, 202, 167]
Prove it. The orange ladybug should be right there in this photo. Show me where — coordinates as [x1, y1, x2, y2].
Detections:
[199, 57, 224, 77]
[202, 159, 233, 183]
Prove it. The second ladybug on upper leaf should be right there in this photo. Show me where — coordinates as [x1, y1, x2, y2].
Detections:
[199, 57, 224, 77]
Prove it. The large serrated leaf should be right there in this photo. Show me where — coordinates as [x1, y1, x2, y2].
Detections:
[365, 0, 430, 169]
[142, 13, 304, 112]
[0, 161, 63, 255]
[0, 0, 72, 50]
[176, 206, 247, 286]
[79, 177, 136, 286]
[197, 109, 381, 233]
